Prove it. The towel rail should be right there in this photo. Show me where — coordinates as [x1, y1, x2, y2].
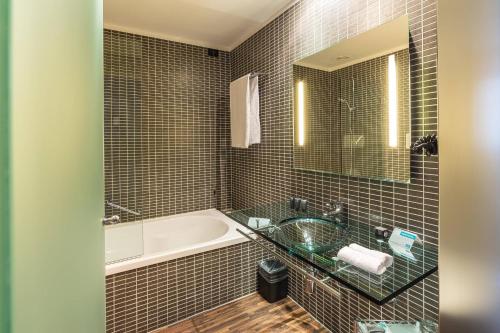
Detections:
[250, 72, 268, 78]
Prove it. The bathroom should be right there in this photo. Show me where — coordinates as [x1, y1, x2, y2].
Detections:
[1, 0, 500, 332]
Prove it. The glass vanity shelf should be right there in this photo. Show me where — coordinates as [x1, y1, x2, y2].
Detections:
[356, 320, 438, 333]
[225, 202, 438, 305]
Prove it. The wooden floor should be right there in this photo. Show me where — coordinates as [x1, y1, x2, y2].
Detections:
[155, 293, 329, 333]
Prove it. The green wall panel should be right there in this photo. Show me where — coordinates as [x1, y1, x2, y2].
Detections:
[8, 0, 105, 332]
[0, 0, 11, 331]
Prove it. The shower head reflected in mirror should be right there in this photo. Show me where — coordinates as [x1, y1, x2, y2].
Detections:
[338, 98, 356, 112]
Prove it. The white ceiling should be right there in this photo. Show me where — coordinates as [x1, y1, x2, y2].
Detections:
[104, 0, 297, 51]
[296, 15, 409, 72]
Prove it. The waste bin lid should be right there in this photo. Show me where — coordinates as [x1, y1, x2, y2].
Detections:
[259, 259, 287, 275]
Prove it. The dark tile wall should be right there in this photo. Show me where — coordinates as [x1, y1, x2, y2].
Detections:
[104, 30, 231, 222]
[334, 49, 410, 182]
[293, 64, 343, 173]
[105, 242, 269, 333]
[293, 48, 410, 182]
[104, 0, 438, 331]
[230, 0, 438, 331]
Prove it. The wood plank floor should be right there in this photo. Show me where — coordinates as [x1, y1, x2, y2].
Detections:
[155, 293, 329, 333]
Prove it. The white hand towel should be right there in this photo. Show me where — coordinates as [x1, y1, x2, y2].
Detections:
[349, 243, 394, 268]
[337, 246, 387, 275]
[248, 75, 260, 145]
[248, 217, 270, 229]
[230, 74, 261, 148]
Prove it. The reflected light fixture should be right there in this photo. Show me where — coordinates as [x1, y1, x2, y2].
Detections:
[336, 55, 351, 61]
[388, 54, 398, 148]
[297, 80, 305, 146]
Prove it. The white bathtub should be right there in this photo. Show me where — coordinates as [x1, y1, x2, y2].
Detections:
[105, 209, 250, 276]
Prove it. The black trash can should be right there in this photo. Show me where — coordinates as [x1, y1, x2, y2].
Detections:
[257, 259, 288, 303]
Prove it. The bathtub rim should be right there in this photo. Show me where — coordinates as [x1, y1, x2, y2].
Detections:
[105, 208, 250, 276]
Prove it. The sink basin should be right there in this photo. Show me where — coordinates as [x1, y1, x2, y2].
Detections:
[276, 217, 347, 254]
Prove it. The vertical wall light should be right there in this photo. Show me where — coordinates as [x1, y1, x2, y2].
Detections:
[297, 80, 305, 146]
[388, 54, 398, 148]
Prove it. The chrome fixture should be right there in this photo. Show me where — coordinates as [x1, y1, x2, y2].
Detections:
[338, 83, 357, 176]
[101, 215, 120, 225]
[338, 97, 356, 112]
[410, 133, 438, 156]
[305, 267, 317, 294]
[323, 200, 344, 218]
[106, 200, 140, 216]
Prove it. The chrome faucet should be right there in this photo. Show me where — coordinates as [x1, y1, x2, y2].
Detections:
[101, 215, 120, 225]
[323, 200, 344, 218]
[102, 201, 140, 225]
[305, 267, 317, 294]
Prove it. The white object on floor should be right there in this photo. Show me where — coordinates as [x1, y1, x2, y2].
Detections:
[230, 74, 260, 148]
[248, 217, 271, 229]
[349, 243, 394, 268]
[337, 246, 387, 275]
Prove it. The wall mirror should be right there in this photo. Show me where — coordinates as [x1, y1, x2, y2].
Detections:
[293, 15, 411, 183]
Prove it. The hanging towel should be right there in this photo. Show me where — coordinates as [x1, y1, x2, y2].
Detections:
[337, 246, 387, 275]
[230, 74, 261, 148]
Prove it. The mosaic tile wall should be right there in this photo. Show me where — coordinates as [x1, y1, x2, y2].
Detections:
[294, 49, 410, 182]
[336, 49, 410, 182]
[293, 64, 343, 173]
[230, 0, 438, 331]
[104, 30, 231, 222]
[104, 0, 438, 331]
[105, 242, 269, 333]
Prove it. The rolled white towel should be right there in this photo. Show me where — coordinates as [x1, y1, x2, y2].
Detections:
[337, 246, 387, 275]
[349, 243, 394, 268]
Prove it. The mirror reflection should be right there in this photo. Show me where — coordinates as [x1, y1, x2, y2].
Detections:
[293, 16, 411, 183]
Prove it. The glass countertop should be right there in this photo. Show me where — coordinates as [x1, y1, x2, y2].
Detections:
[356, 320, 438, 333]
[225, 202, 438, 305]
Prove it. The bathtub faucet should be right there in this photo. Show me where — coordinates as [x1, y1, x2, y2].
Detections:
[102, 215, 120, 225]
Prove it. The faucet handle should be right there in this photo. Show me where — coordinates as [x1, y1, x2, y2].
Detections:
[323, 200, 344, 216]
[323, 202, 332, 217]
[102, 215, 120, 225]
[324, 202, 333, 209]
[332, 200, 344, 214]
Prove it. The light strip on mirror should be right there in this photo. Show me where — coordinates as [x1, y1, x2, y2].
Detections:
[297, 80, 305, 146]
[388, 54, 398, 148]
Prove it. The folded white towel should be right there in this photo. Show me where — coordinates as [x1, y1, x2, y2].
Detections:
[349, 243, 393, 268]
[248, 217, 270, 229]
[230, 74, 260, 148]
[337, 246, 387, 275]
